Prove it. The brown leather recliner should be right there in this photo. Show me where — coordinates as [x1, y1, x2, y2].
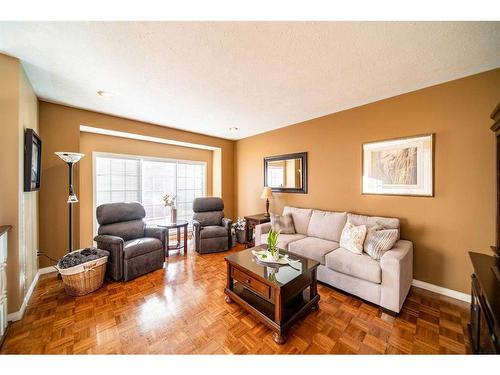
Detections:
[94, 202, 166, 281]
[192, 197, 232, 254]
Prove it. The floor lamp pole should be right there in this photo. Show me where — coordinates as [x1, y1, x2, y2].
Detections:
[68, 162, 74, 252]
[55, 152, 85, 253]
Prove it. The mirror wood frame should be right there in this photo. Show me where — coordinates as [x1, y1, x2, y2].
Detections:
[263, 152, 308, 194]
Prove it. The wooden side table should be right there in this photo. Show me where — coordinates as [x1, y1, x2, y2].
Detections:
[244, 214, 270, 248]
[158, 220, 189, 257]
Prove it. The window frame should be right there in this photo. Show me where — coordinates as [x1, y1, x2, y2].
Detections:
[92, 151, 207, 236]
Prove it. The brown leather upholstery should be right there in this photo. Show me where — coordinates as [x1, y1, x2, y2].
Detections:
[192, 197, 232, 254]
[94, 202, 166, 281]
[124, 238, 163, 259]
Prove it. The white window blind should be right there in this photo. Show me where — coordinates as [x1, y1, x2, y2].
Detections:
[267, 166, 284, 187]
[94, 154, 206, 226]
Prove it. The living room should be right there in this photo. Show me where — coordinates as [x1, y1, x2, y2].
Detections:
[1, 1, 500, 372]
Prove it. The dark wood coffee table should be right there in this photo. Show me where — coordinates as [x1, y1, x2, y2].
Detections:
[224, 245, 320, 344]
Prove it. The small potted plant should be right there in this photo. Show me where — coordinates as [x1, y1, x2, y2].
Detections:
[232, 217, 246, 244]
[162, 193, 177, 223]
[267, 228, 280, 262]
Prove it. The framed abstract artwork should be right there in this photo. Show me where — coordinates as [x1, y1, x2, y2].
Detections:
[362, 134, 434, 196]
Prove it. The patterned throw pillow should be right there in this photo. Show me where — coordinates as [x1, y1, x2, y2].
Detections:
[339, 222, 367, 254]
[364, 225, 399, 260]
[270, 213, 296, 234]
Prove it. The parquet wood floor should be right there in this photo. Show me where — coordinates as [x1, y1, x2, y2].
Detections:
[1, 244, 471, 354]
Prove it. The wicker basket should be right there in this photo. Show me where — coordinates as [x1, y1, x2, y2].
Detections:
[56, 250, 108, 296]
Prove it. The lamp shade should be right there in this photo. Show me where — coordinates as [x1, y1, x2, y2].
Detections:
[55, 152, 85, 164]
[260, 186, 273, 199]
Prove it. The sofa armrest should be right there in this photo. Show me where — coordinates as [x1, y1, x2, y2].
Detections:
[380, 239, 413, 313]
[145, 226, 167, 245]
[254, 222, 272, 246]
[94, 234, 125, 281]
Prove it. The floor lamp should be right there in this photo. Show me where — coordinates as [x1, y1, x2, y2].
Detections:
[55, 152, 85, 253]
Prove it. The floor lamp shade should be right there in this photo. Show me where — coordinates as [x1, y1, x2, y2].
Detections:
[55, 152, 85, 252]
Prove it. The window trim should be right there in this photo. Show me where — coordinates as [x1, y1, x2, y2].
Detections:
[92, 151, 207, 236]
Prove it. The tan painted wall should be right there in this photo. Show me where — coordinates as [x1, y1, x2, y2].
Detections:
[0, 54, 38, 313]
[78, 132, 213, 247]
[235, 68, 500, 294]
[19, 65, 39, 303]
[39, 102, 234, 267]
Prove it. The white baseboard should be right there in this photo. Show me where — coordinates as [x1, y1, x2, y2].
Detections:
[7, 271, 40, 322]
[38, 266, 58, 276]
[7, 266, 58, 322]
[412, 279, 471, 303]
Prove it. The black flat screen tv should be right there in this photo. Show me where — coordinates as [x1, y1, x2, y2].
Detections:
[24, 128, 42, 192]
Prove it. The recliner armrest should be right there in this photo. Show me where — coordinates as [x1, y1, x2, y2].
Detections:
[145, 226, 167, 244]
[94, 234, 124, 246]
[193, 220, 201, 231]
[94, 234, 125, 281]
[192, 220, 201, 252]
[222, 218, 233, 230]
[222, 218, 233, 248]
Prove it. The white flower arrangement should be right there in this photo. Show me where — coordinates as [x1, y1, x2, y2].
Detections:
[162, 193, 176, 208]
[232, 217, 246, 231]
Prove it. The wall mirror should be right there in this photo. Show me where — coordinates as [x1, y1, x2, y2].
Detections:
[264, 152, 307, 193]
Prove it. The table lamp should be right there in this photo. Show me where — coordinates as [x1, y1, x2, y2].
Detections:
[260, 187, 274, 217]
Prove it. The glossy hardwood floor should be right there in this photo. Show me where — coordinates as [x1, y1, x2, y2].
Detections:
[1, 243, 471, 354]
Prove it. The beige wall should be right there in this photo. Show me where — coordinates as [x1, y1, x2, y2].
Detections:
[236, 68, 500, 294]
[39, 102, 234, 266]
[19, 64, 39, 303]
[78, 132, 213, 247]
[0, 54, 39, 314]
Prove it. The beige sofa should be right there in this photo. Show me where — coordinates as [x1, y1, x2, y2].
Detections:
[255, 206, 413, 314]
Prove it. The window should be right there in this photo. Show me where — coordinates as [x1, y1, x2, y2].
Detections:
[94, 154, 206, 226]
[267, 166, 284, 187]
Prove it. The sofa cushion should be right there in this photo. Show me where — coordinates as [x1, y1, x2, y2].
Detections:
[282, 206, 313, 235]
[307, 210, 347, 242]
[325, 247, 381, 284]
[260, 233, 306, 250]
[288, 237, 340, 265]
[339, 222, 367, 254]
[364, 225, 399, 260]
[347, 213, 400, 239]
[270, 213, 296, 234]
[200, 225, 228, 239]
[123, 237, 163, 259]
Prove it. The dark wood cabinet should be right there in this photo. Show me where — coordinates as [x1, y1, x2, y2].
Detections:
[468, 253, 499, 354]
[244, 213, 270, 248]
[469, 102, 500, 354]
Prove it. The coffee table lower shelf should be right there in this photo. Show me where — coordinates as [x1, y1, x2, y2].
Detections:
[224, 283, 319, 344]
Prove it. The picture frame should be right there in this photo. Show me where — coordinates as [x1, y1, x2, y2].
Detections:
[362, 134, 434, 197]
[24, 128, 42, 192]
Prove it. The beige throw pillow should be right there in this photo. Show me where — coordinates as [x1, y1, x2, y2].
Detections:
[364, 225, 398, 260]
[270, 213, 296, 234]
[339, 222, 367, 254]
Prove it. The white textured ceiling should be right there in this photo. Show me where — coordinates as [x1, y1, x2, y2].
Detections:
[1, 22, 499, 140]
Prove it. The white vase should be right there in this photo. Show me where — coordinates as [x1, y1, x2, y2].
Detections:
[171, 206, 177, 223]
[269, 248, 280, 262]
